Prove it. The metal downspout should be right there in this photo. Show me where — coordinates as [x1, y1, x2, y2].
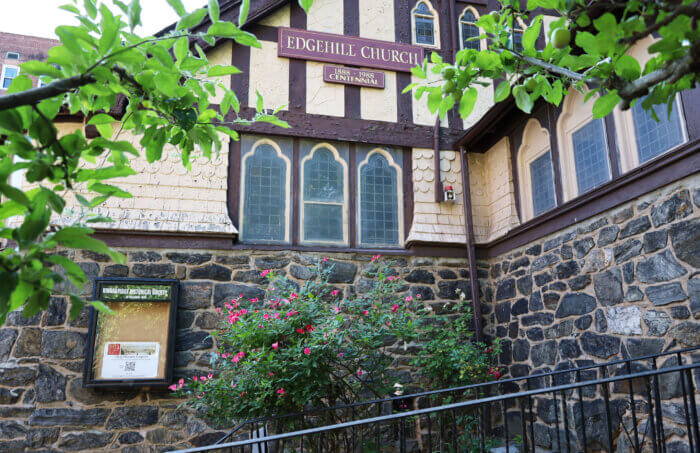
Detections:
[460, 147, 483, 342]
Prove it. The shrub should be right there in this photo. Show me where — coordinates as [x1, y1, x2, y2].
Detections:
[174, 257, 417, 425]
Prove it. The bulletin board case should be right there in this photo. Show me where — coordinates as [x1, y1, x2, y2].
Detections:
[83, 278, 179, 388]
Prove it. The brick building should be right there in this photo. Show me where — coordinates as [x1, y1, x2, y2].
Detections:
[0, 32, 59, 92]
[0, 1, 698, 451]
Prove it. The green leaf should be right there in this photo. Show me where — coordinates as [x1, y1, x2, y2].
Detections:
[427, 89, 442, 114]
[256, 90, 264, 112]
[8, 75, 33, 94]
[207, 22, 261, 48]
[614, 55, 641, 81]
[69, 294, 85, 320]
[459, 87, 478, 118]
[494, 80, 511, 102]
[98, 4, 119, 54]
[208, 0, 220, 23]
[76, 166, 136, 182]
[0, 183, 31, 207]
[20, 61, 62, 78]
[88, 113, 116, 125]
[53, 227, 126, 264]
[176, 8, 207, 31]
[166, 0, 187, 16]
[90, 300, 115, 316]
[47, 255, 87, 286]
[95, 123, 113, 139]
[239, 0, 250, 24]
[592, 91, 620, 119]
[574, 32, 599, 56]
[84, 0, 97, 19]
[208, 65, 242, 76]
[410, 64, 426, 79]
[174, 36, 189, 62]
[298, 0, 313, 13]
[513, 86, 534, 113]
[88, 183, 132, 198]
[128, 0, 142, 30]
[0, 110, 24, 133]
[522, 16, 542, 54]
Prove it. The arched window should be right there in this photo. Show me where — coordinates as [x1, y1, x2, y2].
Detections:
[614, 95, 687, 173]
[557, 90, 612, 200]
[459, 8, 481, 51]
[240, 139, 290, 242]
[518, 119, 556, 221]
[301, 144, 348, 244]
[358, 150, 403, 246]
[508, 17, 527, 52]
[412, 1, 439, 48]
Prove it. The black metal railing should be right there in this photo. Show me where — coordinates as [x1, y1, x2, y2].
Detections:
[184, 346, 699, 452]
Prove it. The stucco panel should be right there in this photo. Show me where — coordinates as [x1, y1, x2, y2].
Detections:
[259, 3, 290, 27]
[306, 61, 345, 117]
[306, 0, 343, 34]
[359, 0, 395, 41]
[412, 64, 448, 127]
[206, 41, 233, 104]
[361, 71, 397, 122]
[249, 41, 289, 110]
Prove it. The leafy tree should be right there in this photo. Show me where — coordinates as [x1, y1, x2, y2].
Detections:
[411, 0, 699, 120]
[0, 0, 316, 325]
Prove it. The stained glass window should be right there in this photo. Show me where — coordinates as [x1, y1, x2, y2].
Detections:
[242, 143, 287, 242]
[303, 148, 344, 242]
[632, 97, 684, 164]
[460, 11, 480, 50]
[572, 119, 611, 194]
[530, 151, 556, 216]
[360, 154, 399, 246]
[414, 2, 436, 46]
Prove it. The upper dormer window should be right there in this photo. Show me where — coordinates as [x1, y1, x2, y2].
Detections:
[459, 8, 481, 51]
[412, 1, 440, 48]
[6, 52, 20, 60]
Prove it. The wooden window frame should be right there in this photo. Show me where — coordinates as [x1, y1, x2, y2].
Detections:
[517, 118, 556, 222]
[412, 0, 441, 49]
[458, 6, 484, 51]
[230, 135, 413, 251]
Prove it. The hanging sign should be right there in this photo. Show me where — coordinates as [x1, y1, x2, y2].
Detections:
[83, 278, 179, 388]
[278, 27, 424, 72]
[323, 65, 385, 88]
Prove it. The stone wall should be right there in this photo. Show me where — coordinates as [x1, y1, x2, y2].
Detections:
[480, 177, 700, 451]
[0, 249, 473, 451]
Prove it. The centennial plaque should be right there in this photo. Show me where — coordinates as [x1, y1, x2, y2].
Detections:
[323, 65, 385, 88]
[278, 27, 424, 72]
[83, 278, 179, 388]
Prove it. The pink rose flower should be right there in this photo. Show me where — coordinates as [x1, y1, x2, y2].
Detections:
[392, 304, 399, 313]
[357, 370, 364, 376]
[169, 384, 177, 391]
[337, 353, 344, 358]
[277, 388, 286, 395]
[303, 347, 311, 355]
[405, 295, 412, 302]
[362, 310, 369, 316]
[331, 290, 339, 296]
[334, 306, 340, 314]
[272, 342, 279, 350]
[261, 269, 271, 277]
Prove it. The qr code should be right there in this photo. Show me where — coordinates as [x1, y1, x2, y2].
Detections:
[124, 362, 136, 372]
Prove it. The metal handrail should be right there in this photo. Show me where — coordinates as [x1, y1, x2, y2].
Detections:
[177, 362, 700, 452]
[211, 345, 700, 445]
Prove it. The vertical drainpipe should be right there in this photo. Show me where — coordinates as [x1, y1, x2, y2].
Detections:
[460, 147, 484, 342]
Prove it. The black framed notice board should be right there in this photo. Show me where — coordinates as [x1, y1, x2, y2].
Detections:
[83, 278, 179, 388]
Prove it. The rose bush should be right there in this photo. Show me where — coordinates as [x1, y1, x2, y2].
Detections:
[174, 257, 418, 424]
[174, 257, 500, 432]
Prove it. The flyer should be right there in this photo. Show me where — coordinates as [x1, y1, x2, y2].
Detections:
[101, 342, 160, 379]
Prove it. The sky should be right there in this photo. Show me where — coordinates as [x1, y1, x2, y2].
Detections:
[0, 0, 206, 39]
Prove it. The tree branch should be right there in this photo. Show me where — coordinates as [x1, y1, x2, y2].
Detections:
[617, 43, 698, 109]
[621, 5, 700, 46]
[0, 74, 95, 112]
[499, 49, 587, 82]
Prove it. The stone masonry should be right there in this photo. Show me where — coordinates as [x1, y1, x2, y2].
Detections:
[0, 248, 475, 451]
[480, 179, 700, 451]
